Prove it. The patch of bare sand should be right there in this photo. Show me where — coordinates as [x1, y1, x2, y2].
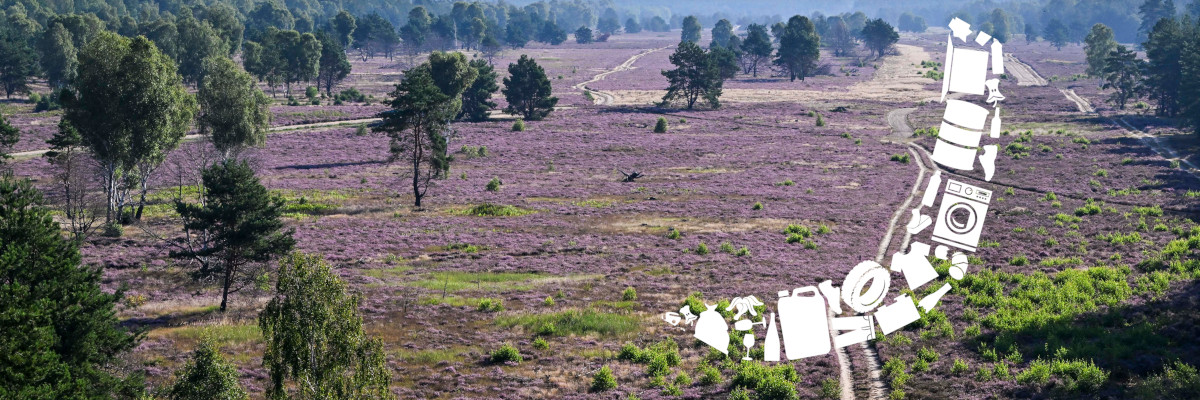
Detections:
[604, 44, 937, 105]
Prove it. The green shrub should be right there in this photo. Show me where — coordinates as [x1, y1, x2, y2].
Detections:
[1050, 359, 1108, 392]
[666, 229, 680, 240]
[1134, 361, 1200, 398]
[820, 378, 840, 399]
[462, 203, 533, 217]
[622, 286, 637, 301]
[698, 364, 722, 385]
[536, 323, 556, 336]
[695, 242, 709, 255]
[647, 354, 669, 377]
[734, 247, 750, 257]
[815, 113, 825, 127]
[994, 362, 1011, 379]
[890, 153, 911, 163]
[719, 242, 735, 254]
[618, 343, 641, 361]
[728, 388, 752, 400]
[512, 119, 525, 131]
[918, 347, 939, 363]
[674, 372, 692, 386]
[1010, 255, 1028, 266]
[354, 124, 368, 136]
[755, 374, 799, 400]
[102, 222, 123, 237]
[888, 389, 906, 400]
[477, 298, 504, 312]
[752, 202, 763, 210]
[532, 337, 549, 350]
[543, 296, 555, 306]
[1074, 198, 1102, 216]
[951, 359, 969, 375]
[661, 383, 682, 396]
[654, 116, 668, 133]
[486, 177, 502, 192]
[912, 358, 929, 372]
[491, 343, 522, 363]
[591, 365, 617, 392]
[304, 86, 319, 99]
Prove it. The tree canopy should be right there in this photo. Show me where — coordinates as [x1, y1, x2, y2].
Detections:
[502, 55, 558, 120]
[197, 55, 272, 159]
[861, 18, 899, 59]
[662, 41, 724, 109]
[774, 15, 821, 81]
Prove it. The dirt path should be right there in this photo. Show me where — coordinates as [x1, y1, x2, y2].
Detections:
[886, 108, 917, 140]
[1060, 88, 1094, 113]
[573, 46, 671, 105]
[1004, 54, 1048, 86]
[9, 117, 383, 161]
[1114, 117, 1200, 178]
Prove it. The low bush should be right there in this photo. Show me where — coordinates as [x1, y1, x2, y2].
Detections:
[477, 298, 504, 312]
[512, 119, 525, 131]
[532, 337, 549, 350]
[486, 177, 502, 191]
[820, 378, 840, 399]
[654, 116, 668, 133]
[698, 364, 722, 385]
[622, 286, 637, 301]
[591, 365, 617, 391]
[491, 344, 522, 363]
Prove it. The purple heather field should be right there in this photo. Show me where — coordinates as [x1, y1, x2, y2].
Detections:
[6, 28, 1200, 400]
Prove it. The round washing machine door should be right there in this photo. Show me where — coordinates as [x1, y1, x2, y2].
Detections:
[943, 201, 979, 234]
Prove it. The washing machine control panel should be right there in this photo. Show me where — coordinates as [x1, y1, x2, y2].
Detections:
[945, 180, 991, 203]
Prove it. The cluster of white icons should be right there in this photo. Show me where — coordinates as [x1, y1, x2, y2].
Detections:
[661, 18, 1008, 361]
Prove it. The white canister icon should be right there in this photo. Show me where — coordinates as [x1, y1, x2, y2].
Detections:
[777, 287, 831, 360]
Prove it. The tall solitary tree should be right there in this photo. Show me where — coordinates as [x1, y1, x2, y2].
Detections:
[503, 55, 558, 120]
[1102, 45, 1146, 110]
[625, 17, 642, 34]
[681, 15, 702, 43]
[1139, 0, 1179, 43]
[740, 23, 773, 76]
[168, 340, 249, 400]
[67, 32, 196, 223]
[575, 26, 594, 44]
[331, 10, 357, 48]
[197, 56, 272, 160]
[1084, 24, 1118, 77]
[828, 16, 856, 57]
[988, 9, 1011, 43]
[775, 15, 821, 81]
[259, 253, 393, 400]
[459, 59, 499, 121]
[662, 41, 723, 109]
[0, 176, 143, 398]
[376, 52, 478, 207]
[861, 18, 899, 59]
[1025, 23, 1039, 43]
[172, 160, 295, 311]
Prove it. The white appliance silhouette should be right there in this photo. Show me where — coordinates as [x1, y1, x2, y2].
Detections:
[777, 287, 830, 360]
[932, 179, 992, 252]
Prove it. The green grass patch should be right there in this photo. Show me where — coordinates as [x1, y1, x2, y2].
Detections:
[410, 271, 544, 292]
[453, 203, 536, 217]
[393, 346, 472, 364]
[495, 309, 641, 337]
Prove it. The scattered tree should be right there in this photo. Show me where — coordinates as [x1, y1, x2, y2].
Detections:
[376, 52, 478, 207]
[460, 59, 499, 121]
[827, 16, 856, 57]
[503, 55, 558, 120]
[898, 13, 927, 32]
[1045, 19, 1070, 50]
[172, 160, 296, 311]
[0, 111, 17, 163]
[0, 26, 36, 98]
[67, 33, 196, 223]
[740, 23, 774, 76]
[197, 56, 272, 160]
[38, 23, 77, 89]
[316, 31, 352, 97]
[176, 16, 227, 85]
[681, 15, 702, 43]
[575, 26, 594, 44]
[0, 176, 142, 398]
[260, 253, 393, 400]
[536, 19, 567, 45]
[988, 9, 1011, 43]
[1025, 23, 1039, 43]
[711, 19, 734, 48]
[1144, 18, 1186, 116]
[331, 10, 357, 48]
[625, 18, 642, 34]
[775, 15, 821, 81]
[861, 18, 899, 59]
[1139, 0, 1179, 43]
[1085, 24, 1118, 77]
[1102, 45, 1146, 109]
[168, 340, 249, 400]
[43, 119, 101, 242]
[662, 41, 723, 109]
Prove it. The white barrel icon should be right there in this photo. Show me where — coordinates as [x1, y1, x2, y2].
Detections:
[932, 99, 990, 171]
[777, 287, 831, 360]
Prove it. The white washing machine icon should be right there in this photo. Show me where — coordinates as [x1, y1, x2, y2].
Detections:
[932, 179, 992, 252]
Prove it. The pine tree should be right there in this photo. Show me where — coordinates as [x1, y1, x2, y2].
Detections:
[1144, 18, 1186, 116]
[625, 18, 642, 34]
[575, 26, 594, 44]
[0, 25, 36, 98]
[502, 55, 558, 120]
[0, 176, 143, 397]
[1045, 19, 1071, 50]
[44, 119, 101, 242]
[168, 340, 249, 400]
[260, 253, 393, 400]
[460, 59, 499, 121]
[332, 11, 357, 48]
[172, 160, 295, 311]
[1102, 45, 1146, 110]
[377, 52, 477, 207]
